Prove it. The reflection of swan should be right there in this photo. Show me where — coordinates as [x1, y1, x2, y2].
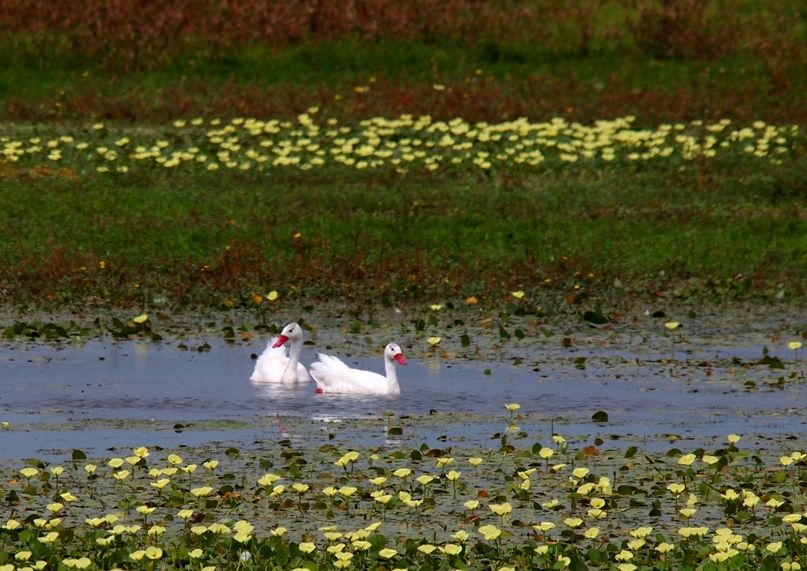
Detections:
[250, 323, 309, 383]
[310, 343, 406, 395]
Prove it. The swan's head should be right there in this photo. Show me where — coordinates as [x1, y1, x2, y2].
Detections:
[385, 343, 407, 365]
[272, 322, 303, 348]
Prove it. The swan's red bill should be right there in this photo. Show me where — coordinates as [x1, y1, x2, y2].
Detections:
[394, 353, 407, 365]
[272, 335, 289, 348]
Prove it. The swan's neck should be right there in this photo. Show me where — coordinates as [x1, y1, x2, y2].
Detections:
[284, 337, 303, 375]
[384, 357, 400, 390]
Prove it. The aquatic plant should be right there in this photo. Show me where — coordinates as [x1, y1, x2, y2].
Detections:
[1, 405, 804, 569]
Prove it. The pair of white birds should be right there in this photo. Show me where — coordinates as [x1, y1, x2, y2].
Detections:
[249, 322, 407, 395]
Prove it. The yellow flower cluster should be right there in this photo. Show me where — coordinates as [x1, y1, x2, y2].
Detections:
[0, 114, 799, 174]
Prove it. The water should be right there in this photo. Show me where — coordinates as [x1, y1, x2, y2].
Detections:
[1, 328, 804, 460]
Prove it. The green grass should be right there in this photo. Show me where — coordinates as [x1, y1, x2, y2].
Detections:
[1, 158, 804, 310]
[1, 34, 804, 123]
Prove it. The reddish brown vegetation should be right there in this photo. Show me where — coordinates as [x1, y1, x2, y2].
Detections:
[5, 73, 805, 125]
[1, 0, 802, 68]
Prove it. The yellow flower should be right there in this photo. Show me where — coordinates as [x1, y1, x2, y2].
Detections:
[133, 447, 150, 458]
[627, 538, 645, 550]
[766, 541, 782, 554]
[336, 451, 360, 467]
[267, 290, 279, 301]
[678, 453, 696, 466]
[133, 313, 149, 324]
[788, 341, 802, 350]
[667, 483, 685, 494]
[539, 447, 554, 459]
[572, 467, 589, 479]
[129, 550, 145, 561]
[203, 460, 219, 470]
[338, 486, 357, 497]
[416, 474, 435, 485]
[188, 548, 203, 558]
[292, 483, 309, 493]
[512, 290, 525, 299]
[441, 543, 462, 555]
[656, 542, 674, 553]
[167, 453, 183, 465]
[258, 473, 281, 486]
[468, 457, 483, 466]
[20, 467, 39, 478]
[679, 508, 697, 519]
[631, 526, 653, 539]
[664, 321, 680, 330]
[393, 467, 412, 478]
[418, 544, 437, 554]
[190, 486, 213, 497]
[464, 500, 480, 510]
[430, 304, 442, 311]
[727, 434, 741, 444]
[427, 336, 441, 346]
[355, 539, 375, 551]
[39, 531, 59, 543]
[145, 547, 163, 560]
[446, 470, 461, 481]
[534, 521, 556, 532]
[299, 542, 316, 553]
[504, 403, 521, 412]
[583, 527, 600, 539]
[564, 517, 583, 528]
[150, 478, 170, 490]
[615, 549, 634, 561]
[489, 502, 512, 516]
[678, 526, 708, 538]
[379, 548, 397, 558]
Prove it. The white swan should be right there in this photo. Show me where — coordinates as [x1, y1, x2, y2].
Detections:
[310, 343, 407, 395]
[250, 322, 310, 383]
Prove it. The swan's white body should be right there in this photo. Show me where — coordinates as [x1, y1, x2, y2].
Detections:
[310, 343, 406, 395]
[250, 323, 310, 383]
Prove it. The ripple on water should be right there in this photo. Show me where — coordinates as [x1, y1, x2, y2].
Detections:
[0, 338, 804, 460]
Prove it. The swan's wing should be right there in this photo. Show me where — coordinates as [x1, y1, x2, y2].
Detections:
[310, 357, 389, 394]
[249, 338, 289, 382]
[314, 353, 351, 370]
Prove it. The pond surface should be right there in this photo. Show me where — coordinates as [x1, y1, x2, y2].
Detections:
[1, 309, 804, 461]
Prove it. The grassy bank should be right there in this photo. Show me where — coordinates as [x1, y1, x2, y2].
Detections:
[0, 1, 805, 313]
[0, 121, 805, 311]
